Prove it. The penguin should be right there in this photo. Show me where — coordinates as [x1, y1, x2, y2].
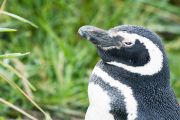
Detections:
[78, 25, 180, 120]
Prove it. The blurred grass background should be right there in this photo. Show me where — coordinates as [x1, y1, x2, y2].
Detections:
[0, 0, 179, 119]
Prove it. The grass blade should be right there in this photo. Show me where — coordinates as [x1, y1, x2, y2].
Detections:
[0, 0, 7, 11]
[1, 11, 38, 28]
[0, 61, 36, 92]
[0, 28, 16, 32]
[136, 0, 180, 15]
[149, 24, 180, 34]
[0, 73, 52, 120]
[0, 98, 38, 120]
[0, 52, 30, 59]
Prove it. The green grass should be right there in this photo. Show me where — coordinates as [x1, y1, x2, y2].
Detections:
[0, 0, 180, 119]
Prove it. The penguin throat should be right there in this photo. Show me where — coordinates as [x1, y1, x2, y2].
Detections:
[107, 31, 163, 76]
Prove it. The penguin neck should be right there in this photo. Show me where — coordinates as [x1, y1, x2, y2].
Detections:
[97, 59, 170, 90]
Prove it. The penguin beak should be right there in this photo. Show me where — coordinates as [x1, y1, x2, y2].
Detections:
[78, 25, 121, 48]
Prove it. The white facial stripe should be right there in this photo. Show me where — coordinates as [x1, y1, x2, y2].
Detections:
[108, 31, 163, 75]
[92, 66, 138, 120]
[86, 83, 114, 120]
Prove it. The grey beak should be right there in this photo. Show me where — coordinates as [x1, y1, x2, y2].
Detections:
[78, 25, 122, 48]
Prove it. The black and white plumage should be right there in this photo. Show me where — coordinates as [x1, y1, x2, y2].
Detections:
[78, 25, 180, 120]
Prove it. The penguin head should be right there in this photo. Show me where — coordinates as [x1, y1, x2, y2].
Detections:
[78, 25, 167, 76]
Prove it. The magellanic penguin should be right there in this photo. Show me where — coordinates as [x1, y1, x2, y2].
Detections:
[78, 25, 180, 120]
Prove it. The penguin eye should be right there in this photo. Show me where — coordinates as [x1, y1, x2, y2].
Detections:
[123, 41, 133, 47]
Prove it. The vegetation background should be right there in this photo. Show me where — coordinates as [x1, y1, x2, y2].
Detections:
[0, 0, 179, 119]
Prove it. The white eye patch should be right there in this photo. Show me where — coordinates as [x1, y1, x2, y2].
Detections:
[122, 40, 134, 47]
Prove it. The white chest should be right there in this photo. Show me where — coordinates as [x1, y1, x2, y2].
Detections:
[85, 83, 114, 120]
